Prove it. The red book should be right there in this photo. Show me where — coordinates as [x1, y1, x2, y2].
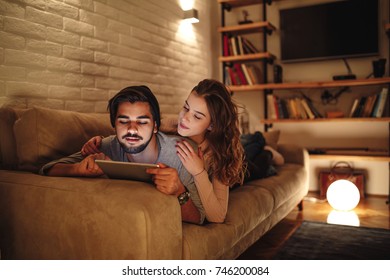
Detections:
[223, 34, 230, 56]
[227, 66, 238, 85]
[234, 63, 248, 85]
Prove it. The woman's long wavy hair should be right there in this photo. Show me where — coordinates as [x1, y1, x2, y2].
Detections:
[192, 79, 245, 186]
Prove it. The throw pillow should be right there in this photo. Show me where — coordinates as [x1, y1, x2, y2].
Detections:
[14, 106, 114, 172]
[264, 145, 285, 165]
[263, 130, 280, 150]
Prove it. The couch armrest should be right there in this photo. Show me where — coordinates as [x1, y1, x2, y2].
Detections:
[277, 144, 309, 166]
[0, 171, 182, 260]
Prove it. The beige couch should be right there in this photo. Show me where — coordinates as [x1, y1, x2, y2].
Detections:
[0, 106, 309, 260]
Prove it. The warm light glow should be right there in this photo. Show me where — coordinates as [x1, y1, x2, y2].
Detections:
[326, 179, 360, 211]
[183, 17, 199, 24]
[180, 0, 195, 11]
[327, 210, 360, 227]
[177, 21, 196, 42]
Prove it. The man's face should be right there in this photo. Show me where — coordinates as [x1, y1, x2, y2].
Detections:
[115, 102, 157, 154]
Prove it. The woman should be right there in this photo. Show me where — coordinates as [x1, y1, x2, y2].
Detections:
[175, 79, 245, 223]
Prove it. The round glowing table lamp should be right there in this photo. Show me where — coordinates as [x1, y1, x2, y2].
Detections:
[326, 179, 360, 211]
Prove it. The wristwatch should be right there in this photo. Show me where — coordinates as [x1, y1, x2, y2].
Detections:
[177, 190, 191, 206]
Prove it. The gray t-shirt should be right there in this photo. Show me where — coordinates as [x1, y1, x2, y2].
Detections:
[40, 132, 205, 224]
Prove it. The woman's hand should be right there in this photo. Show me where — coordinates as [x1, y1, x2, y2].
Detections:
[81, 136, 103, 156]
[175, 140, 205, 176]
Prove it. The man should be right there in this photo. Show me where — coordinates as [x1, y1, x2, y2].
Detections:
[39, 86, 205, 224]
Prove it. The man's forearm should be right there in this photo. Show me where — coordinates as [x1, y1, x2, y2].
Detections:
[175, 182, 202, 224]
[46, 163, 79, 177]
[181, 199, 201, 224]
[39, 152, 84, 176]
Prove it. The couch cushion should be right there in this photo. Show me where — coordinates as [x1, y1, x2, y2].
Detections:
[0, 170, 182, 259]
[13, 107, 114, 172]
[182, 185, 274, 259]
[245, 163, 307, 211]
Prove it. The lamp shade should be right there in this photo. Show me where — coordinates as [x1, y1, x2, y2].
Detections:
[326, 179, 360, 211]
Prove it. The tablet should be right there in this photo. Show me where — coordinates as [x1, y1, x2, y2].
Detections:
[95, 160, 159, 183]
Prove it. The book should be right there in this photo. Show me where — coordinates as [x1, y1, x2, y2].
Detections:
[237, 36, 245, 55]
[301, 95, 322, 118]
[279, 98, 289, 119]
[267, 94, 278, 119]
[241, 64, 253, 85]
[374, 88, 389, 117]
[224, 66, 232, 85]
[349, 98, 359, 117]
[233, 63, 248, 85]
[370, 93, 381, 117]
[295, 98, 308, 119]
[223, 34, 230, 56]
[241, 37, 259, 53]
[276, 98, 285, 119]
[362, 94, 377, 118]
[227, 66, 238, 85]
[246, 65, 263, 84]
[300, 98, 315, 119]
[288, 98, 299, 119]
[230, 37, 238, 56]
[368, 94, 378, 117]
[352, 96, 367, 118]
[242, 41, 253, 54]
[273, 96, 280, 119]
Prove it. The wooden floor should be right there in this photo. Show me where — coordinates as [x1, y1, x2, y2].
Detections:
[237, 192, 390, 260]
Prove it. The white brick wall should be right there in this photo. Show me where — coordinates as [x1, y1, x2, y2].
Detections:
[0, 0, 213, 113]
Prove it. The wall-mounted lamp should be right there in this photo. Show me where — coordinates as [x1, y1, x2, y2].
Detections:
[183, 9, 199, 24]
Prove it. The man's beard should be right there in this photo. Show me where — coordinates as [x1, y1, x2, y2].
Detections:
[120, 132, 154, 154]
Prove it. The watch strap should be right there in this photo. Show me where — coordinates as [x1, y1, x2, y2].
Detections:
[177, 190, 191, 206]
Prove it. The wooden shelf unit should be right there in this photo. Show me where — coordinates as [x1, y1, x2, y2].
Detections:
[218, 0, 274, 95]
[218, 0, 278, 8]
[218, 21, 276, 35]
[260, 117, 390, 124]
[218, 1, 389, 165]
[219, 52, 275, 63]
[309, 154, 390, 162]
[227, 77, 390, 92]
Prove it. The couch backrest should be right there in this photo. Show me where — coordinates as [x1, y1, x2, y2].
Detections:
[0, 106, 115, 172]
[0, 106, 180, 173]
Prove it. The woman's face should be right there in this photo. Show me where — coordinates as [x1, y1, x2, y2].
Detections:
[178, 91, 212, 143]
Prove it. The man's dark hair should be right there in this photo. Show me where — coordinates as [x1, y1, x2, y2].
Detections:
[107, 85, 161, 129]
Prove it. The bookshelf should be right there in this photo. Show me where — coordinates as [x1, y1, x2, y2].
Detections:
[258, 78, 390, 123]
[218, 1, 390, 202]
[261, 80, 389, 162]
[218, 0, 276, 89]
